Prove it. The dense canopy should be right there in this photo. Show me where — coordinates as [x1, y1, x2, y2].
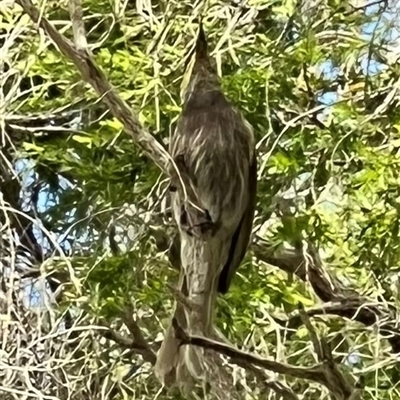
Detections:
[1, 0, 400, 399]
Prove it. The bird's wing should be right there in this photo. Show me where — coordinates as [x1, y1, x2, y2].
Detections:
[217, 152, 257, 294]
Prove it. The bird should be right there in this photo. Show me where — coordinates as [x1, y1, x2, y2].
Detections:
[155, 22, 257, 387]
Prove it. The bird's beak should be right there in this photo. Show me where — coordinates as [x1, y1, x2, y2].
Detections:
[180, 22, 210, 102]
[195, 21, 208, 60]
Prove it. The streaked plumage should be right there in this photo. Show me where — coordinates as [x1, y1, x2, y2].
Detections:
[155, 23, 257, 386]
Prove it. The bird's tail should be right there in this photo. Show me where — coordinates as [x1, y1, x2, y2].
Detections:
[154, 235, 227, 386]
[154, 278, 216, 386]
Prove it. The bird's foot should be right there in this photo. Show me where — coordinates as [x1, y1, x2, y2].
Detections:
[180, 206, 215, 237]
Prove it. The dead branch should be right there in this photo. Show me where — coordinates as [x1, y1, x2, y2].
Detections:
[278, 299, 386, 329]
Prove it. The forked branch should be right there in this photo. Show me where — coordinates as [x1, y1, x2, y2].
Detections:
[254, 240, 400, 353]
[172, 317, 359, 400]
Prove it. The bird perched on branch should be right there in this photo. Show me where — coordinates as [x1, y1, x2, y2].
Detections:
[155, 22, 257, 387]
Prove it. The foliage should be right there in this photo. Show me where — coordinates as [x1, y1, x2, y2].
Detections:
[2, 0, 400, 399]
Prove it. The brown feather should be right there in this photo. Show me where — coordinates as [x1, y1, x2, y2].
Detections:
[155, 22, 256, 387]
[217, 153, 257, 293]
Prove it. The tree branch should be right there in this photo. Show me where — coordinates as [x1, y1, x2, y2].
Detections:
[345, 0, 387, 15]
[16, 0, 172, 178]
[253, 241, 346, 301]
[122, 305, 157, 365]
[172, 319, 323, 381]
[100, 318, 157, 365]
[172, 317, 358, 400]
[253, 240, 400, 353]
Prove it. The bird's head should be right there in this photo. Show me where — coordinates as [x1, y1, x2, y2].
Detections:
[180, 22, 220, 103]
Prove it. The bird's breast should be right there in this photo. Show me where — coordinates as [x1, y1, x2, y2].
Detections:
[171, 100, 254, 229]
